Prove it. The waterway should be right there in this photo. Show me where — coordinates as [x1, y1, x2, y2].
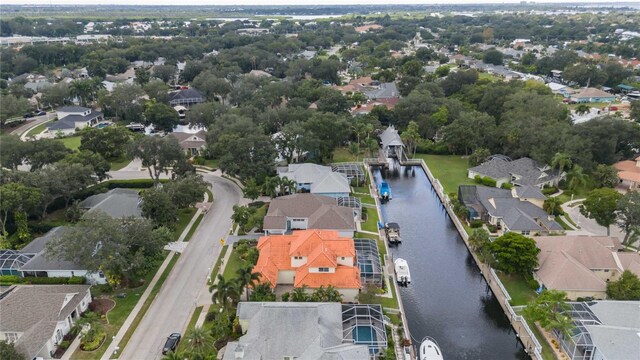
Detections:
[373, 166, 528, 360]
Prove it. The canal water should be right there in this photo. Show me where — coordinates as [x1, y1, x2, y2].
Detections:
[373, 166, 528, 360]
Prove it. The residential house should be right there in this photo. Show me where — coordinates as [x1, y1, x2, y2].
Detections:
[263, 194, 356, 237]
[468, 156, 563, 189]
[223, 302, 387, 359]
[253, 230, 361, 301]
[167, 130, 207, 156]
[0, 285, 92, 360]
[78, 188, 143, 219]
[105, 67, 136, 82]
[247, 69, 273, 78]
[458, 185, 564, 236]
[47, 106, 103, 136]
[18, 227, 107, 284]
[355, 24, 383, 33]
[613, 155, 640, 192]
[571, 87, 616, 103]
[277, 163, 351, 198]
[0, 250, 35, 276]
[546, 82, 572, 97]
[168, 88, 205, 107]
[173, 105, 188, 119]
[556, 301, 639, 360]
[532, 236, 640, 300]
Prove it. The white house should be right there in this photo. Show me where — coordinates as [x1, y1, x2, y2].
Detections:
[277, 163, 350, 198]
[47, 106, 103, 136]
[0, 285, 92, 360]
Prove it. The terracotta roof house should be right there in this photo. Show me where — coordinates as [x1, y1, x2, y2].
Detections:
[223, 302, 388, 359]
[277, 163, 350, 198]
[571, 87, 616, 103]
[168, 87, 204, 107]
[355, 24, 383, 33]
[78, 188, 143, 219]
[253, 230, 361, 301]
[18, 227, 108, 284]
[613, 155, 640, 192]
[468, 156, 564, 189]
[0, 285, 92, 359]
[48, 106, 103, 136]
[263, 194, 356, 237]
[167, 130, 207, 156]
[532, 236, 640, 300]
[458, 185, 564, 236]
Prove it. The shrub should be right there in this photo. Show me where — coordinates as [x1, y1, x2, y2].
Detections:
[206, 310, 217, 322]
[80, 330, 105, 351]
[68, 276, 86, 284]
[470, 220, 483, 228]
[542, 186, 559, 196]
[474, 175, 482, 184]
[527, 278, 540, 290]
[481, 176, 497, 187]
[487, 224, 498, 233]
[24, 277, 75, 284]
[0, 275, 23, 284]
[192, 156, 206, 165]
[59, 340, 71, 350]
[281, 292, 290, 302]
[500, 183, 513, 190]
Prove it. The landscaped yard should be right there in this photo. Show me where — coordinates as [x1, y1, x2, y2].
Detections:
[361, 207, 380, 233]
[56, 135, 81, 150]
[413, 154, 475, 194]
[352, 192, 375, 205]
[497, 273, 537, 306]
[109, 157, 130, 171]
[222, 248, 249, 281]
[24, 120, 53, 137]
[172, 208, 198, 239]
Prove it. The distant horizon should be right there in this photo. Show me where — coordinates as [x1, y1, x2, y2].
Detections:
[2, 0, 640, 6]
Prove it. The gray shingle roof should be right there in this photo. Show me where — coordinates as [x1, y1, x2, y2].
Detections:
[78, 188, 142, 219]
[169, 88, 204, 101]
[48, 111, 103, 131]
[0, 284, 91, 359]
[363, 82, 399, 99]
[263, 194, 355, 231]
[514, 185, 546, 200]
[379, 126, 404, 149]
[222, 302, 370, 360]
[584, 301, 640, 360]
[278, 164, 350, 195]
[469, 157, 562, 187]
[57, 106, 90, 112]
[19, 227, 86, 272]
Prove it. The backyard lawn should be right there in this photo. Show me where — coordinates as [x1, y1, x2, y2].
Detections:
[362, 207, 380, 233]
[413, 154, 475, 194]
[497, 273, 537, 306]
[110, 157, 130, 171]
[56, 135, 81, 150]
[222, 248, 249, 281]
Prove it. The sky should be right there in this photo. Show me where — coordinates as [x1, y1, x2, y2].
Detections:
[2, 0, 639, 5]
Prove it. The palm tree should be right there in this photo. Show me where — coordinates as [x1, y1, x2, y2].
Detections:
[551, 152, 572, 173]
[566, 165, 588, 191]
[574, 104, 591, 116]
[162, 351, 184, 360]
[261, 176, 278, 198]
[279, 176, 297, 195]
[185, 326, 214, 357]
[70, 80, 92, 107]
[236, 266, 261, 301]
[290, 285, 310, 302]
[543, 197, 563, 216]
[209, 274, 234, 314]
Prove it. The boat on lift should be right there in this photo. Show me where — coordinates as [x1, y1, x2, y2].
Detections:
[419, 337, 443, 360]
[379, 181, 392, 202]
[385, 222, 401, 244]
[394, 258, 411, 285]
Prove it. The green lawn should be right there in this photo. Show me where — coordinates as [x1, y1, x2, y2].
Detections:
[332, 146, 373, 163]
[210, 245, 229, 281]
[172, 208, 198, 239]
[555, 216, 572, 231]
[110, 157, 130, 171]
[184, 213, 204, 242]
[352, 192, 375, 205]
[478, 72, 500, 82]
[56, 135, 81, 150]
[413, 154, 475, 194]
[203, 158, 218, 169]
[24, 120, 52, 137]
[362, 208, 380, 233]
[522, 314, 558, 360]
[497, 273, 537, 306]
[222, 248, 248, 281]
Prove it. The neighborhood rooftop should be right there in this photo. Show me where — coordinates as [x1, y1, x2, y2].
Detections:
[78, 188, 143, 219]
[263, 193, 356, 233]
[468, 156, 563, 188]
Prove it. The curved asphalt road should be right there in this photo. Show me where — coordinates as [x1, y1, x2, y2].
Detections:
[111, 170, 242, 359]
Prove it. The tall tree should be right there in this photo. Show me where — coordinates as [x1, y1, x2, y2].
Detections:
[162, 174, 209, 208]
[581, 188, 622, 236]
[523, 290, 573, 337]
[606, 270, 640, 300]
[616, 191, 640, 245]
[0, 93, 30, 127]
[566, 165, 588, 192]
[152, 64, 177, 84]
[63, 151, 111, 181]
[128, 136, 185, 183]
[551, 152, 572, 173]
[54, 162, 97, 207]
[0, 183, 41, 237]
[134, 67, 150, 86]
[184, 327, 214, 357]
[592, 164, 618, 188]
[236, 265, 261, 301]
[140, 187, 177, 226]
[79, 126, 131, 160]
[144, 102, 180, 133]
[0, 135, 29, 170]
[24, 139, 70, 171]
[543, 197, 563, 216]
[400, 121, 422, 158]
[242, 178, 260, 201]
[489, 232, 540, 275]
[0, 340, 26, 360]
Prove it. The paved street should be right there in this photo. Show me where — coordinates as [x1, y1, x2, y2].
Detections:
[562, 199, 625, 240]
[8, 113, 53, 139]
[107, 169, 242, 359]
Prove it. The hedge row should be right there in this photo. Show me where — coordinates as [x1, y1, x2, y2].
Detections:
[473, 175, 498, 187]
[0, 275, 86, 285]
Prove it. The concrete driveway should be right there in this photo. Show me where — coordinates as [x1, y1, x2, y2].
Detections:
[104, 168, 243, 359]
[562, 199, 625, 241]
[9, 112, 54, 139]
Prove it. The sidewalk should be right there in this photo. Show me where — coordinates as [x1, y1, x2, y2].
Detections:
[99, 195, 207, 360]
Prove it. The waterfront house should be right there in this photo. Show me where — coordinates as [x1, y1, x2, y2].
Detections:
[167, 130, 207, 156]
[532, 236, 639, 300]
[223, 302, 387, 359]
[458, 185, 564, 235]
[47, 106, 103, 136]
[467, 156, 563, 189]
[18, 227, 107, 284]
[253, 230, 361, 301]
[263, 193, 356, 237]
[571, 87, 616, 103]
[0, 285, 92, 360]
[556, 301, 639, 360]
[277, 163, 350, 198]
[613, 155, 640, 192]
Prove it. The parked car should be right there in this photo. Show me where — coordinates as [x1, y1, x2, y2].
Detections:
[23, 113, 34, 119]
[34, 110, 47, 116]
[162, 333, 181, 354]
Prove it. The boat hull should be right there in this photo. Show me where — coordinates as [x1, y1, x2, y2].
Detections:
[419, 338, 443, 360]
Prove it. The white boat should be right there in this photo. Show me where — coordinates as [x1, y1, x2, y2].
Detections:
[385, 222, 401, 244]
[394, 258, 411, 285]
[420, 337, 443, 360]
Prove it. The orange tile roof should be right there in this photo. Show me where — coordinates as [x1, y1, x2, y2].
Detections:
[253, 230, 360, 289]
[614, 160, 640, 183]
